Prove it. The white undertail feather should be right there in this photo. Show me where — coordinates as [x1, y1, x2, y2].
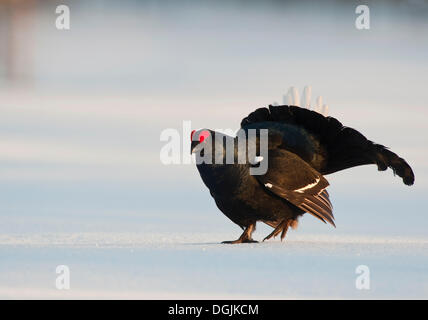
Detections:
[280, 86, 329, 116]
[316, 95, 323, 110]
[285, 86, 300, 106]
[301, 86, 312, 109]
[321, 104, 329, 116]
[283, 87, 294, 105]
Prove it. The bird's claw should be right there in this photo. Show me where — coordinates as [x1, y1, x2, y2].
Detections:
[222, 239, 258, 244]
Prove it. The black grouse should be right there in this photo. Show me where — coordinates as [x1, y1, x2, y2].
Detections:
[190, 105, 415, 243]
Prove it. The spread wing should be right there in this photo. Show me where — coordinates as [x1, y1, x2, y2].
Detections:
[255, 148, 335, 226]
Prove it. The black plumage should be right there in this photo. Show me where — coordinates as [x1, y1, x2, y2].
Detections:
[191, 105, 415, 243]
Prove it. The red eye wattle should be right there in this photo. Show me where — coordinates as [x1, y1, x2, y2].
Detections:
[199, 130, 210, 143]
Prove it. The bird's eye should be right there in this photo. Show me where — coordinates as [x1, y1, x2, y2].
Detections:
[190, 130, 196, 141]
[199, 130, 210, 143]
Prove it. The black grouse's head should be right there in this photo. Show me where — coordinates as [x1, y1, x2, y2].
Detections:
[190, 129, 213, 155]
[190, 129, 234, 165]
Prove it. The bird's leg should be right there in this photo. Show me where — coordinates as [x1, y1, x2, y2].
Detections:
[262, 222, 283, 242]
[263, 219, 292, 242]
[280, 220, 292, 241]
[222, 223, 258, 244]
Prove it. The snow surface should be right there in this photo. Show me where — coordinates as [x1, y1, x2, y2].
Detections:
[1, 232, 428, 299]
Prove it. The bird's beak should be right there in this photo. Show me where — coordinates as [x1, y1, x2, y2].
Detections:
[190, 140, 199, 154]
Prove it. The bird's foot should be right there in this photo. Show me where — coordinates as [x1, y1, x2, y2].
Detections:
[262, 230, 281, 242]
[263, 220, 291, 242]
[222, 223, 258, 244]
[222, 238, 258, 244]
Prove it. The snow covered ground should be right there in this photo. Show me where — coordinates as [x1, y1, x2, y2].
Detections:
[1, 232, 428, 299]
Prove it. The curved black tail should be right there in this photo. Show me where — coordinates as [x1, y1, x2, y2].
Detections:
[241, 105, 415, 186]
[371, 144, 414, 185]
